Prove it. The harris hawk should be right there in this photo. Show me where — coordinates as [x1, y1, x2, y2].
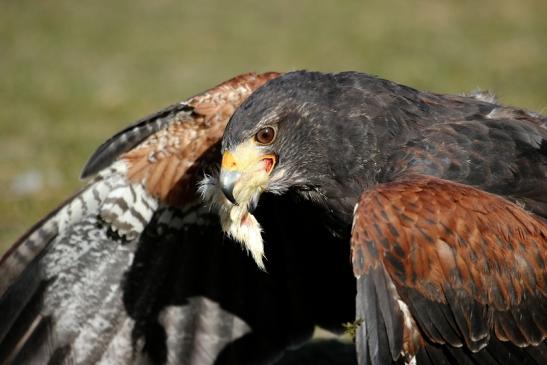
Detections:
[0, 70, 545, 365]
[201, 71, 547, 364]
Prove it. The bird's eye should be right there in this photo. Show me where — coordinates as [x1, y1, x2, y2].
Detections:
[255, 127, 276, 145]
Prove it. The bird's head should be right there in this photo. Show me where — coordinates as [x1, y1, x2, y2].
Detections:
[220, 71, 336, 200]
[200, 71, 364, 269]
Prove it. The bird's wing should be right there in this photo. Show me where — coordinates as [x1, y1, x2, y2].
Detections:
[351, 174, 546, 365]
[0, 72, 280, 296]
[2, 72, 365, 365]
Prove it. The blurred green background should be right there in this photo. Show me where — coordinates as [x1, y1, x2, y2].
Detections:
[1, 0, 546, 253]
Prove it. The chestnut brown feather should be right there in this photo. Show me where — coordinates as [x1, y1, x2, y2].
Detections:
[352, 174, 547, 362]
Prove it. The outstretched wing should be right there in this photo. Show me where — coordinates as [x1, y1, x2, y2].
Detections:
[0, 72, 280, 296]
[351, 174, 547, 365]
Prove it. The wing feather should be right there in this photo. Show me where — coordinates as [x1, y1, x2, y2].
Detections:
[80, 71, 280, 180]
[80, 102, 193, 179]
[351, 174, 547, 364]
[1, 72, 302, 365]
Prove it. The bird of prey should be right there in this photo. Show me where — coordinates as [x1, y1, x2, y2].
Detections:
[1, 70, 546, 365]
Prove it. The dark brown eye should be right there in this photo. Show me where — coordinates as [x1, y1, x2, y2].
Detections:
[255, 127, 276, 145]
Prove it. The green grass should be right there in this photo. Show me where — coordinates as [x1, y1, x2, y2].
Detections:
[1, 0, 546, 253]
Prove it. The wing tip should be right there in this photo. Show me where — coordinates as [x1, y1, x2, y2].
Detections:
[80, 102, 193, 179]
[80, 155, 103, 179]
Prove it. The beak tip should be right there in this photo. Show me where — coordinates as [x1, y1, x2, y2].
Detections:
[220, 170, 240, 205]
[221, 184, 238, 205]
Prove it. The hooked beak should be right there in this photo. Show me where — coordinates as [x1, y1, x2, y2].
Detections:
[220, 170, 240, 205]
[219, 141, 276, 209]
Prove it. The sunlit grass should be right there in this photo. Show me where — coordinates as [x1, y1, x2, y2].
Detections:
[1, 0, 546, 253]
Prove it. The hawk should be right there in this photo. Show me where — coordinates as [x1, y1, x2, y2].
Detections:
[1, 71, 546, 365]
